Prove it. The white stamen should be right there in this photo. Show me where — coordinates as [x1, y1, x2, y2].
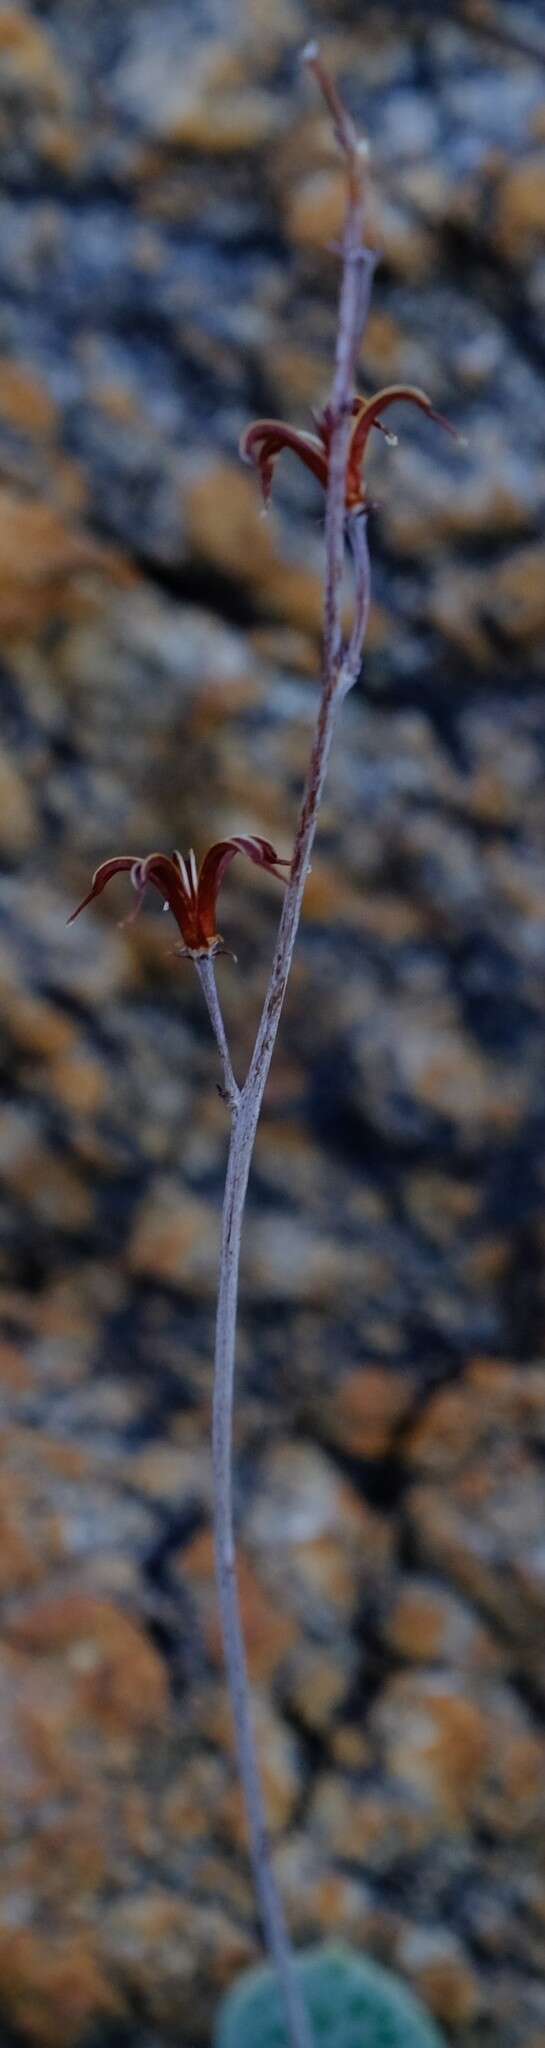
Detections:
[188, 848, 198, 893]
[174, 850, 191, 895]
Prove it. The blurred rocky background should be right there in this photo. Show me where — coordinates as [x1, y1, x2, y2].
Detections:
[1, 0, 545, 2043]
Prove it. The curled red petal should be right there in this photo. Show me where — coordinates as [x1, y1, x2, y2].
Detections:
[68, 851, 195, 947]
[139, 853, 189, 902]
[67, 856, 138, 923]
[197, 835, 290, 945]
[350, 384, 460, 476]
[227, 835, 291, 876]
[240, 419, 328, 507]
[133, 854, 196, 944]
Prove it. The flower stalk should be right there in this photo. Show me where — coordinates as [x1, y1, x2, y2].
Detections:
[194, 956, 240, 1112]
[204, 47, 375, 2048]
[69, 44, 460, 2048]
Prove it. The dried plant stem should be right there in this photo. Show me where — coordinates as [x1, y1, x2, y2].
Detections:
[212, 1096, 312, 2048]
[200, 49, 375, 2048]
[195, 956, 240, 1111]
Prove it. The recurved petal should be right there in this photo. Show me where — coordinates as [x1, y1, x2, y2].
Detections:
[197, 835, 289, 942]
[138, 853, 188, 899]
[134, 855, 195, 939]
[350, 384, 460, 471]
[228, 834, 291, 876]
[67, 856, 138, 923]
[240, 418, 328, 506]
[68, 851, 194, 945]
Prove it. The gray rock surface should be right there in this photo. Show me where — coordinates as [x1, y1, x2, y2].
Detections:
[1, 0, 545, 2043]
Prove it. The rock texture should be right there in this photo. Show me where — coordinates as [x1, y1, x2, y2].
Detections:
[1, 1, 545, 2044]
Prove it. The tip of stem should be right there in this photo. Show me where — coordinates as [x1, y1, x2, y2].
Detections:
[301, 38, 320, 62]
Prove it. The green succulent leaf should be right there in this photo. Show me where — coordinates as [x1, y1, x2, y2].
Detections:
[215, 1941, 447, 2048]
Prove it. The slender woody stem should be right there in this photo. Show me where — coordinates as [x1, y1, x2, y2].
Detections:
[202, 48, 376, 2048]
[213, 1105, 313, 2048]
[195, 956, 240, 1110]
[341, 512, 372, 698]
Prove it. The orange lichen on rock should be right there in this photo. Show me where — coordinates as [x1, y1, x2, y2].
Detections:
[0, 1927, 121, 2048]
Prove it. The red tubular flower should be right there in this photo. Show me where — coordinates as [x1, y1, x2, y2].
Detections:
[240, 384, 459, 514]
[68, 836, 290, 958]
